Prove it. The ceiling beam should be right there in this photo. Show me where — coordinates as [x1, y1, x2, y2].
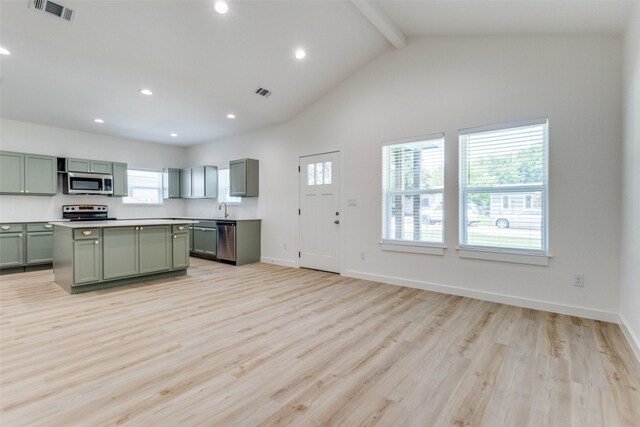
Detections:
[350, 1, 406, 49]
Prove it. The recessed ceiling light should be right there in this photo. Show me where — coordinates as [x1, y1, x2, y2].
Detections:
[214, 1, 228, 14]
[94, 118, 104, 123]
[170, 133, 178, 137]
[226, 113, 236, 119]
[295, 49, 306, 60]
[0, 47, 10, 56]
[139, 88, 153, 96]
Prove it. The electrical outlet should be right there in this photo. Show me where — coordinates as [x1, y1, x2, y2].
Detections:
[360, 251, 366, 261]
[573, 274, 585, 287]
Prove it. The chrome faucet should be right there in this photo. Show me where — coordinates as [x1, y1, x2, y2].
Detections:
[219, 202, 229, 218]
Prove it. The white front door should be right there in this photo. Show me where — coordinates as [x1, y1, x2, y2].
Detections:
[299, 152, 341, 273]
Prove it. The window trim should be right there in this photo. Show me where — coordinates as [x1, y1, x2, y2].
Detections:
[122, 168, 164, 206]
[381, 133, 445, 245]
[458, 118, 549, 256]
[217, 168, 242, 205]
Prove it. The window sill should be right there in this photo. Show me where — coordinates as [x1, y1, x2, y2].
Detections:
[457, 247, 551, 266]
[380, 241, 446, 256]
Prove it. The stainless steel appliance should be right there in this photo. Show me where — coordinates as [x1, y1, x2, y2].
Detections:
[63, 172, 113, 195]
[216, 220, 236, 262]
[62, 204, 117, 221]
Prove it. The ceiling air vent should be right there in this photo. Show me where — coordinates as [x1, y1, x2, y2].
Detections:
[255, 87, 272, 98]
[30, 0, 75, 23]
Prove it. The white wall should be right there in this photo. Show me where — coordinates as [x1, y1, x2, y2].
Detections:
[188, 35, 624, 320]
[621, 4, 640, 355]
[0, 119, 188, 221]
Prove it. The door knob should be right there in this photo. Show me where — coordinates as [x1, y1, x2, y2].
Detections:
[334, 219, 340, 224]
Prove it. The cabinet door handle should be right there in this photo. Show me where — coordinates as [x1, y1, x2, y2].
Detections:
[334, 220, 340, 224]
[95, 240, 99, 244]
[20, 190, 25, 193]
[82, 230, 93, 236]
[25, 190, 30, 193]
[174, 235, 177, 239]
[44, 224, 53, 229]
[140, 227, 144, 230]
[1, 226, 10, 230]
[18, 234, 23, 237]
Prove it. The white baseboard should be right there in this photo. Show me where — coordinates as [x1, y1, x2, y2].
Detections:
[260, 257, 299, 268]
[343, 269, 619, 323]
[618, 314, 640, 362]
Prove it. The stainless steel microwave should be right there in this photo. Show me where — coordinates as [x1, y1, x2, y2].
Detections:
[63, 172, 113, 195]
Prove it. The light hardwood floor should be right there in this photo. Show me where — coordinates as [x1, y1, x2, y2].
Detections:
[1, 258, 639, 426]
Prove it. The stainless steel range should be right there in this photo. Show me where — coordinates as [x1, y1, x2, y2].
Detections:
[62, 204, 117, 221]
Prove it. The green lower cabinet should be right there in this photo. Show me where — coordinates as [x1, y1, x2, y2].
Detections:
[139, 226, 171, 274]
[172, 233, 190, 269]
[26, 232, 53, 264]
[0, 233, 25, 268]
[193, 227, 216, 256]
[102, 226, 171, 278]
[103, 227, 139, 280]
[73, 239, 102, 285]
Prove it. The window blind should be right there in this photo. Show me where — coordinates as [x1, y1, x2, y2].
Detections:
[459, 119, 548, 254]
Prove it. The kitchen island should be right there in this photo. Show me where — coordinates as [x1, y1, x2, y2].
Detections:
[52, 219, 195, 294]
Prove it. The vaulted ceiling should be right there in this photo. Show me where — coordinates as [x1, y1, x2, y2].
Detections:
[0, 1, 634, 146]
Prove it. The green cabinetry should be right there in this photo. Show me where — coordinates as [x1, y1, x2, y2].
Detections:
[192, 166, 218, 198]
[192, 221, 216, 257]
[73, 239, 102, 285]
[172, 225, 189, 269]
[26, 223, 53, 264]
[112, 162, 128, 197]
[0, 223, 54, 272]
[0, 151, 57, 195]
[163, 168, 181, 198]
[67, 158, 113, 174]
[180, 168, 193, 198]
[0, 228, 25, 268]
[103, 226, 171, 279]
[229, 158, 259, 197]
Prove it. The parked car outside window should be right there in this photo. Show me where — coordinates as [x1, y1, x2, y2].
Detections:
[493, 209, 542, 229]
[420, 202, 481, 226]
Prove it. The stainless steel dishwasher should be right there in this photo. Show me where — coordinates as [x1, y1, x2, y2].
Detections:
[216, 220, 236, 262]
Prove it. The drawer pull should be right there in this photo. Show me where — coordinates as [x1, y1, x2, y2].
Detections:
[178, 226, 185, 230]
[174, 235, 177, 239]
[140, 227, 144, 231]
[44, 224, 53, 229]
[1, 226, 10, 230]
[82, 230, 93, 236]
[18, 234, 23, 237]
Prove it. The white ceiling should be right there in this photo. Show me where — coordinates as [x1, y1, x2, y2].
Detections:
[0, 0, 635, 146]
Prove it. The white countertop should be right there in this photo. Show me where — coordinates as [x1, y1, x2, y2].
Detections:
[50, 219, 197, 228]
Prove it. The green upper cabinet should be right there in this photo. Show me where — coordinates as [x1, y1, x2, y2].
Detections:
[0, 151, 57, 195]
[90, 161, 112, 174]
[192, 165, 218, 199]
[229, 158, 259, 197]
[112, 162, 128, 197]
[24, 154, 58, 195]
[180, 168, 193, 198]
[0, 152, 24, 193]
[66, 158, 91, 173]
[67, 158, 113, 174]
[163, 168, 181, 199]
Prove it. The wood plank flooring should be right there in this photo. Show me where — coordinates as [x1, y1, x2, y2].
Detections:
[1, 258, 639, 426]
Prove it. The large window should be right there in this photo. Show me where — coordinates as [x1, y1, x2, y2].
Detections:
[382, 135, 445, 245]
[122, 169, 163, 205]
[459, 119, 548, 254]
